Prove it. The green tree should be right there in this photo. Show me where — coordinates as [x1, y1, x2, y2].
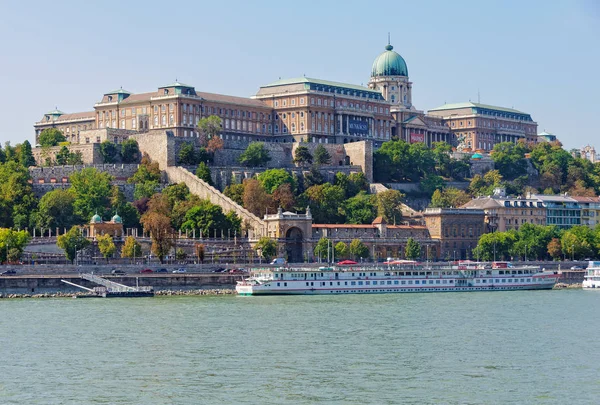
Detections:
[134, 181, 159, 201]
[100, 141, 119, 163]
[0, 161, 36, 229]
[334, 241, 349, 260]
[420, 174, 445, 196]
[55, 146, 70, 165]
[304, 183, 345, 223]
[404, 237, 421, 260]
[342, 191, 376, 224]
[0, 229, 31, 264]
[128, 158, 161, 184]
[121, 236, 142, 261]
[69, 168, 113, 221]
[257, 168, 295, 194]
[375, 189, 405, 223]
[180, 199, 230, 236]
[293, 145, 313, 166]
[255, 237, 277, 262]
[195, 162, 213, 185]
[175, 248, 187, 260]
[472, 232, 516, 261]
[491, 142, 529, 180]
[239, 142, 271, 167]
[96, 233, 116, 263]
[120, 139, 140, 163]
[561, 226, 596, 260]
[178, 142, 198, 165]
[430, 187, 471, 208]
[38, 128, 66, 147]
[313, 145, 331, 166]
[197, 115, 223, 148]
[224, 183, 245, 205]
[19, 140, 36, 167]
[56, 226, 90, 264]
[303, 166, 324, 187]
[349, 239, 369, 260]
[66, 151, 83, 165]
[313, 237, 331, 260]
[36, 189, 78, 230]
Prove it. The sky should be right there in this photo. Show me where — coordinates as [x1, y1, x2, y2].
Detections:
[0, 0, 598, 150]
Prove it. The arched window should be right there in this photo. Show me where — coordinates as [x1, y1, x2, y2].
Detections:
[161, 116, 166, 125]
[169, 114, 174, 125]
[154, 116, 158, 126]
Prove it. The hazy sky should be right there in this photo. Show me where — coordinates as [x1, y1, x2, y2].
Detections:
[0, 0, 598, 149]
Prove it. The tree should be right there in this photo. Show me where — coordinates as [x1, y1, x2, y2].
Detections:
[404, 237, 421, 260]
[547, 238, 562, 260]
[255, 237, 277, 262]
[375, 189, 404, 223]
[56, 226, 90, 264]
[0, 161, 36, 229]
[120, 139, 140, 163]
[313, 237, 330, 261]
[55, 146, 70, 165]
[195, 162, 213, 185]
[36, 189, 78, 230]
[257, 169, 295, 194]
[341, 192, 376, 224]
[294, 146, 313, 166]
[197, 115, 223, 148]
[303, 166, 324, 187]
[195, 243, 205, 263]
[242, 179, 273, 216]
[272, 183, 295, 211]
[128, 158, 161, 184]
[38, 128, 66, 147]
[180, 199, 230, 237]
[175, 248, 187, 260]
[349, 239, 369, 260]
[69, 168, 113, 221]
[561, 226, 595, 260]
[224, 183, 245, 205]
[67, 151, 83, 165]
[420, 174, 445, 196]
[304, 183, 345, 223]
[491, 142, 529, 180]
[207, 137, 224, 154]
[334, 241, 349, 260]
[140, 194, 174, 263]
[121, 236, 142, 261]
[313, 145, 331, 166]
[239, 142, 271, 167]
[472, 232, 516, 261]
[430, 187, 471, 208]
[0, 229, 31, 264]
[96, 234, 116, 263]
[178, 142, 198, 165]
[100, 141, 119, 163]
[19, 140, 36, 167]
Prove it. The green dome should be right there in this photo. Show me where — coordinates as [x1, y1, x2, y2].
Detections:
[371, 44, 408, 77]
[111, 213, 122, 224]
[471, 153, 483, 159]
[91, 214, 102, 224]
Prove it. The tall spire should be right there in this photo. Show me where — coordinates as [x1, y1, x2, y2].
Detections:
[388, 32, 390, 45]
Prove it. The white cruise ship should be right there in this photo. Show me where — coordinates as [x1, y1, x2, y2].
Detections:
[236, 262, 559, 296]
[582, 261, 600, 289]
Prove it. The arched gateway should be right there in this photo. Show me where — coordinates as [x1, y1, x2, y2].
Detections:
[285, 227, 304, 263]
[262, 207, 313, 263]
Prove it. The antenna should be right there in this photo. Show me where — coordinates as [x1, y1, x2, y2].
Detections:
[388, 32, 390, 45]
[477, 89, 480, 104]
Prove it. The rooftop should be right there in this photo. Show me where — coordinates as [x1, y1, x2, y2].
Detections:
[429, 102, 528, 115]
[261, 76, 382, 96]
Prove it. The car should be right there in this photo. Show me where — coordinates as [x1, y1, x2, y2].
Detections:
[172, 268, 187, 273]
[571, 266, 583, 270]
[0, 270, 17, 276]
[156, 268, 168, 273]
[212, 268, 227, 273]
[111, 269, 126, 275]
[271, 258, 286, 265]
[139, 268, 153, 273]
[228, 268, 246, 274]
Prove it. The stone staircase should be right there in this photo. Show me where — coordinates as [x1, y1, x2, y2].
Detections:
[165, 166, 266, 237]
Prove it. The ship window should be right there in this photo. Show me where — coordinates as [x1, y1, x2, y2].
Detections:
[351, 281, 356, 285]
[306, 282, 309, 286]
[496, 279, 500, 283]
[344, 282, 347, 285]
[372, 281, 377, 285]
[476, 280, 480, 283]
[310, 282, 314, 286]
[449, 280, 454, 283]
[387, 281, 392, 285]
[400, 281, 405, 285]
[429, 280, 434, 284]
[365, 281, 370, 285]
[330, 282, 333, 286]
[408, 281, 413, 284]
[527, 278, 531, 282]
[277, 282, 280, 286]
[436, 280, 440, 284]
[482, 279, 486, 283]
[284, 283, 287, 286]
[358, 281, 363, 285]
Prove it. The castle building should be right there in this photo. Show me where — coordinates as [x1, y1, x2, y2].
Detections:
[427, 102, 538, 151]
[423, 208, 486, 260]
[34, 42, 535, 153]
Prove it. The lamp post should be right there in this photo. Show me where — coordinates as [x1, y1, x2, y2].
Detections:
[572, 244, 574, 262]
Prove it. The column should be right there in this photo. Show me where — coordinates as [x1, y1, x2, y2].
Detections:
[346, 115, 350, 135]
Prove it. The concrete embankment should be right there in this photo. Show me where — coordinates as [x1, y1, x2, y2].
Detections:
[0, 288, 236, 299]
[0, 273, 243, 295]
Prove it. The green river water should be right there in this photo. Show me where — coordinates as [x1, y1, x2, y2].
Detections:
[0, 290, 599, 404]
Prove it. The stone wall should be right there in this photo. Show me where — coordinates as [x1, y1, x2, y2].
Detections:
[343, 141, 373, 182]
[165, 166, 265, 237]
[29, 164, 140, 183]
[32, 143, 102, 165]
[131, 131, 175, 170]
[188, 165, 362, 190]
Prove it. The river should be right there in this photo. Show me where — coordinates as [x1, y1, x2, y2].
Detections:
[0, 290, 598, 404]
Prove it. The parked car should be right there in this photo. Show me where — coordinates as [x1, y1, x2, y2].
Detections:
[212, 268, 227, 273]
[228, 268, 246, 274]
[0, 270, 17, 276]
[111, 269, 126, 275]
[156, 268, 168, 273]
[172, 268, 187, 273]
[139, 268, 153, 273]
[571, 266, 583, 270]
